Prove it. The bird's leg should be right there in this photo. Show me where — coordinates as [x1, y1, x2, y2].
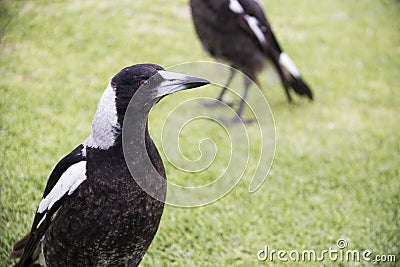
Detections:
[282, 82, 293, 103]
[217, 67, 236, 102]
[230, 77, 254, 124]
[204, 67, 237, 107]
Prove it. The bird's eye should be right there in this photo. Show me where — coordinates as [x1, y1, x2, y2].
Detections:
[139, 80, 148, 86]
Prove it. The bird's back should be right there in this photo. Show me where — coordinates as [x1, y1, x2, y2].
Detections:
[190, 0, 265, 79]
[191, 0, 314, 101]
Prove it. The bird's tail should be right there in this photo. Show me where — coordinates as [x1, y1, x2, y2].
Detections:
[277, 52, 313, 100]
[10, 232, 30, 261]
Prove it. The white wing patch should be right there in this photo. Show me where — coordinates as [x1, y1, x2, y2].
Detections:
[279, 52, 301, 77]
[37, 214, 47, 229]
[229, 0, 244, 14]
[244, 15, 266, 44]
[228, 0, 267, 46]
[37, 161, 87, 214]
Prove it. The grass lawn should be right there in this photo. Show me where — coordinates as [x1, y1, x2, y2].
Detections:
[1, 0, 399, 266]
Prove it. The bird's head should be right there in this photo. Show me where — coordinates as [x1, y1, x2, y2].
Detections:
[111, 64, 209, 116]
[88, 63, 209, 149]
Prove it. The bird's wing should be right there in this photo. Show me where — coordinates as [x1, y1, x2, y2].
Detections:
[229, 0, 282, 55]
[12, 144, 86, 266]
[229, 0, 313, 98]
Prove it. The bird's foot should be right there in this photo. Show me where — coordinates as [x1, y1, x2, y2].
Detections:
[203, 99, 224, 107]
[203, 99, 239, 108]
[225, 100, 240, 107]
[221, 116, 255, 125]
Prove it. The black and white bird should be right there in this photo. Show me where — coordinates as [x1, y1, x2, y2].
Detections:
[10, 64, 209, 266]
[190, 0, 313, 119]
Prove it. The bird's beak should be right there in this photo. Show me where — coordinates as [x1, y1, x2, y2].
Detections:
[155, 71, 210, 98]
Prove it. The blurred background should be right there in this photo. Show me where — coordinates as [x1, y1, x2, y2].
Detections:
[1, 0, 399, 265]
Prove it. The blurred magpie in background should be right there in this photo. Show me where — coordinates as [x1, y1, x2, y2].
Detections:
[190, 0, 313, 120]
[10, 64, 209, 267]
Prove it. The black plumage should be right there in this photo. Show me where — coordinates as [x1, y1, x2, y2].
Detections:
[190, 0, 313, 119]
[10, 64, 209, 266]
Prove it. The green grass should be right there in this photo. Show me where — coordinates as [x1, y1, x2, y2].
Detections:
[1, 0, 399, 266]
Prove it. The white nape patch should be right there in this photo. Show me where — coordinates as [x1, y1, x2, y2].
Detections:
[37, 161, 87, 214]
[229, 0, 244, 14]
[86, 82, 120, 150]
[244, 15, 266, 43]
[279, 52, 301, 77]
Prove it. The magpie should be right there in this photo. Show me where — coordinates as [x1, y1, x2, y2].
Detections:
[9, 63, 209, 267]
[190, 0, 313, 120]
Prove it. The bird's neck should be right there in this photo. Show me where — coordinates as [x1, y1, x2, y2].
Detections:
[86, 109, 165, 201]
[121, 113, 166, 201]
